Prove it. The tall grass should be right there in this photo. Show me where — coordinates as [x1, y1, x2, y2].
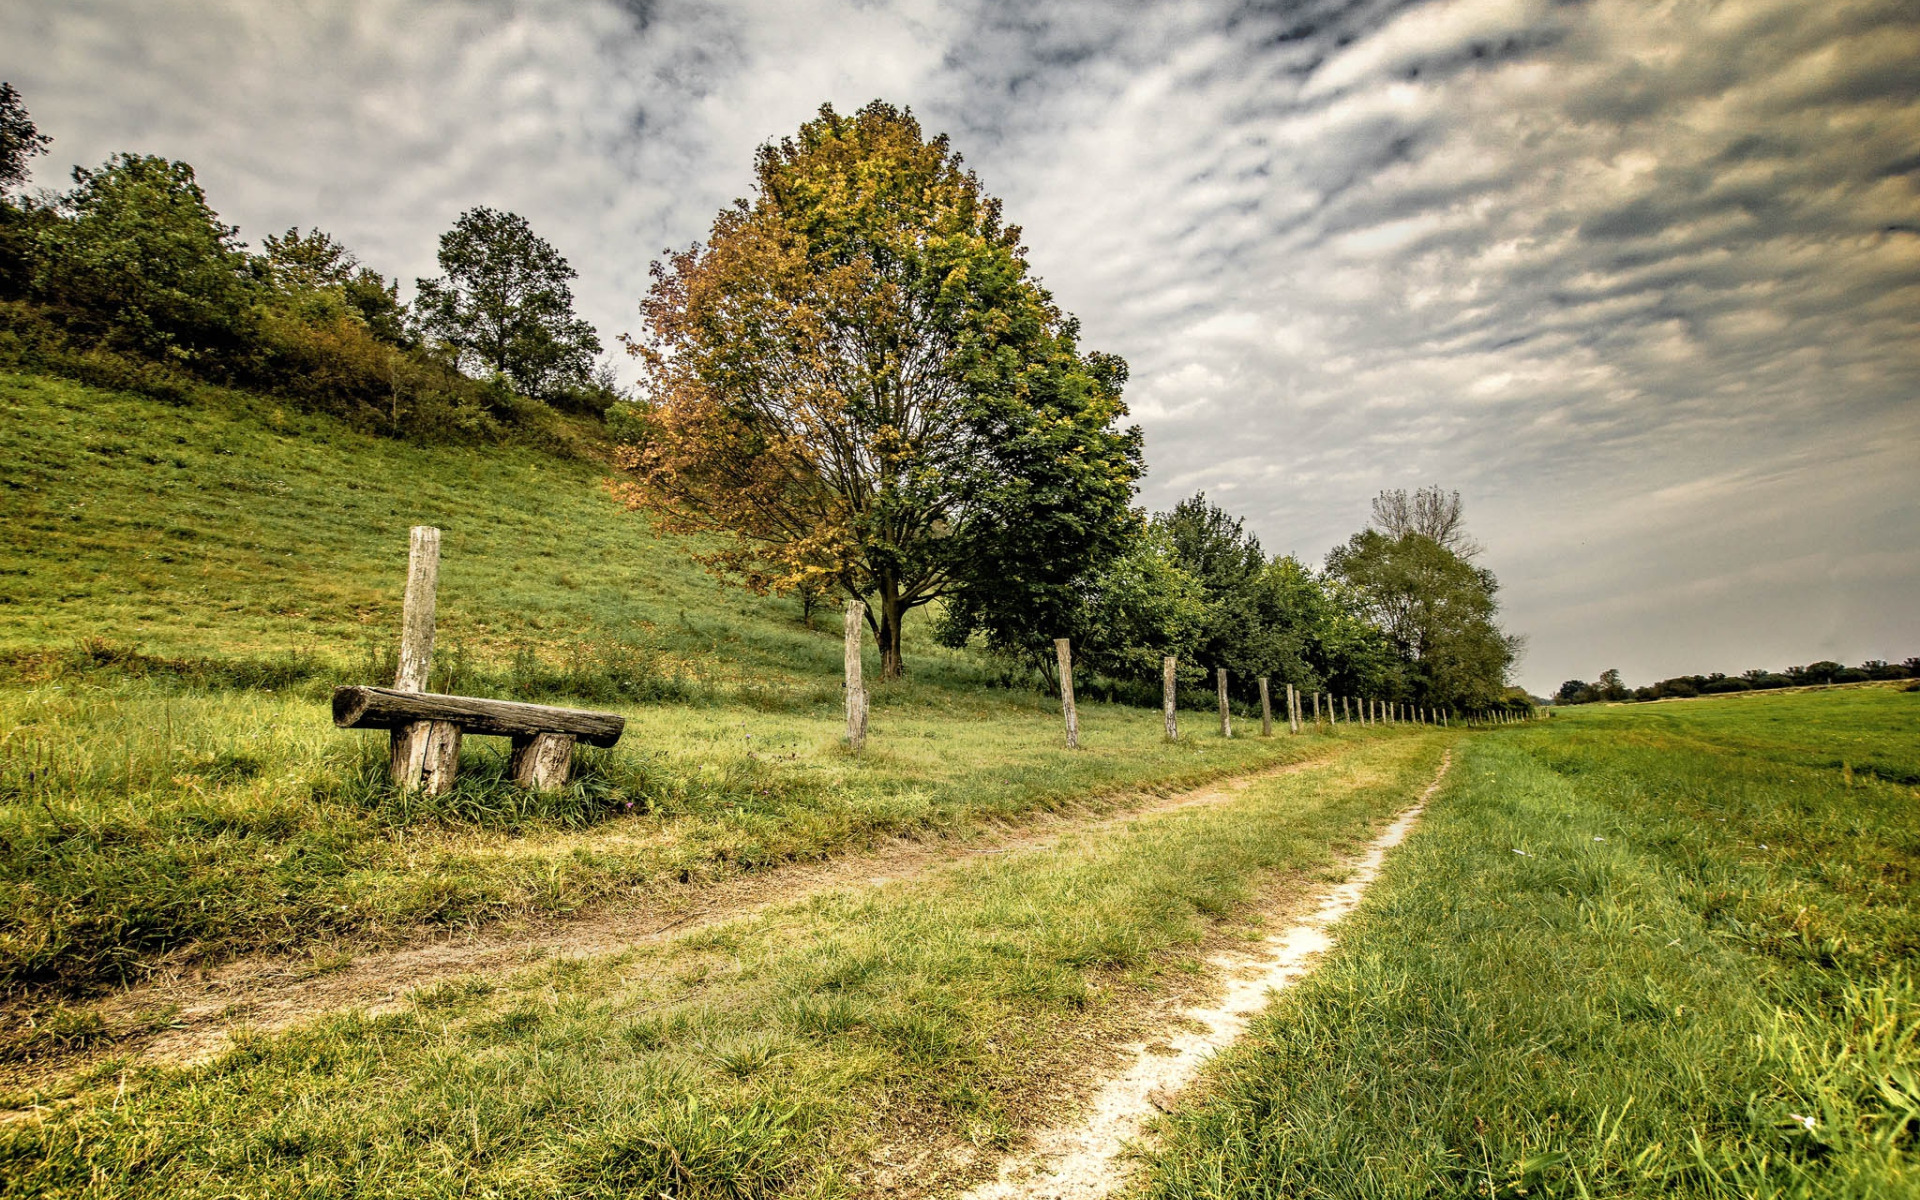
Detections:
[0, 737, 1445, 1198]
[0, 673, 1368, 997]
[1137, 685, 1920, 1198]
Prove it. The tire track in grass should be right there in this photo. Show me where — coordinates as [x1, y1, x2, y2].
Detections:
[53, 741, 1362, 1073]
[963, 749, 1452, 1200]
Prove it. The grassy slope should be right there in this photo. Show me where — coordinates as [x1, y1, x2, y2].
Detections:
[1138, 685, 1920, 1198]
[0, 368, 871, 678]
[0, 371, 1327, 998]
[0, 735, 1448, 1199]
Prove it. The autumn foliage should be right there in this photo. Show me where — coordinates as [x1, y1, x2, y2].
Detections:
[613, 101, 1141, 676]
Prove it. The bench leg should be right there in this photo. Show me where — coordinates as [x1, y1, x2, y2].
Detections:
[390, 721, 429, 789]
[420, 721, 461, 796]
[511, 732, 576, 791]
[391, 719, 461, 795]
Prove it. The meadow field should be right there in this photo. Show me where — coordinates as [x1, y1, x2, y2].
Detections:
[1140, 687, 1920, 1199]
[2, 370, 1914, 1197]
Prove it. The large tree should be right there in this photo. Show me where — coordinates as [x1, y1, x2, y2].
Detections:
[1151, 493, 1269, 682]
[414, 207, 600, 399]
[1370, 485, 1481, 558]
[1325, 525, 1518, 708]
[614, 101, 1142, 676]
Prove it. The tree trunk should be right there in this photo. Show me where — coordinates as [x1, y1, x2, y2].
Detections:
[876, 588, 906, 679]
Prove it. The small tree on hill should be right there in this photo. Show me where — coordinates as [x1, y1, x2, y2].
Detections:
[262, 226, 356, 292]
[0, 82, 53, 300]
[35, 154, 257, 361]
[414, 207, 600, 399]
[0, 82, 51, 193]
[614, 101, 1142, 677]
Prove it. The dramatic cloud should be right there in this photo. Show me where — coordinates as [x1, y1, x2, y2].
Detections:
[6, 0, 1916, 690]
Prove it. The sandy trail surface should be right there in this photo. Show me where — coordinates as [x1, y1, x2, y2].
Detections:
[961, 749, 1451, 1200]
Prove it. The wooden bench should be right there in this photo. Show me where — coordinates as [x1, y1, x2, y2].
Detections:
[333, 527, 627, 796]
[333, 685, 625, 793]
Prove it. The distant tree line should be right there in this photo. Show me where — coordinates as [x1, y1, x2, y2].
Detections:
[0, 82, 613, 443]
[1556, 658, 1920, 705]
[973, 486, 1528, 713]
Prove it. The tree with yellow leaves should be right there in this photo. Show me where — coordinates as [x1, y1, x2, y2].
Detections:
[614, 101, 1141, 677]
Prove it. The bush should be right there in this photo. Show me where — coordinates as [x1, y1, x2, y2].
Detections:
[248, 307, 502, 441]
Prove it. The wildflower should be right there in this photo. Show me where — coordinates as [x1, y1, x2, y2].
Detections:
[1512, 849, 1531, 857]
[1788, 1113, 1816, 1131]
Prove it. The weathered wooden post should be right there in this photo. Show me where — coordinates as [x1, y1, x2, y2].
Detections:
[1055, 638, 1079, 750]
[844, 600, 868, 751]
[1217, 668, 1232, 738]
[1258, 677, 1273, 737]
[1312, 691, 1321, 727]
[1287, 684, 1300, 735]
[390, 526, 460, 796]
[1163, 656, 1179, 741]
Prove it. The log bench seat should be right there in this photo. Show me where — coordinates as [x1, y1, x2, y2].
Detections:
[332, 685, 626, 793]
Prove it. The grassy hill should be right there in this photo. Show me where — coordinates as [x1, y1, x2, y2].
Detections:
[0, 369, 968, 688]
[0, 370, 1318, 1000]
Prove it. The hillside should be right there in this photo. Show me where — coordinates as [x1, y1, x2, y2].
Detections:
[0, 369, 968, 688]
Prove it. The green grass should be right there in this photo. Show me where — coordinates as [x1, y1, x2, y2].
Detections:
[0, 675, 1348, 997]
[0, 368, 1359, 998]
[0, 735, 1447, 1198]
[1136, 684, 1920, 1198]
[0, 368, 961, 685]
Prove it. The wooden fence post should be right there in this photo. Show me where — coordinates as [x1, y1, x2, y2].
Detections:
[1259, 677, 1272, 737]
[1312, 691, 1321, 727]
[1163, 656, 1179, 741]
[845, 600, 868, 750]
[389, 525, 459, 795]
[1290, 684, 1302, 735]
[1217, 668, 1231, 738]
[1055, 638, 1079, 750]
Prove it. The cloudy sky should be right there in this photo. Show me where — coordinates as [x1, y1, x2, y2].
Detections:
[6, 0, 1917, 692]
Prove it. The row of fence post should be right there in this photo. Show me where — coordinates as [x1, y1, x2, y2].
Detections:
[840, 601, 1536, 749]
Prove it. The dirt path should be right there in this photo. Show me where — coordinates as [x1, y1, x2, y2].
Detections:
[68, 746, 1355, 1070]
[961, 749, 1452, 1200]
